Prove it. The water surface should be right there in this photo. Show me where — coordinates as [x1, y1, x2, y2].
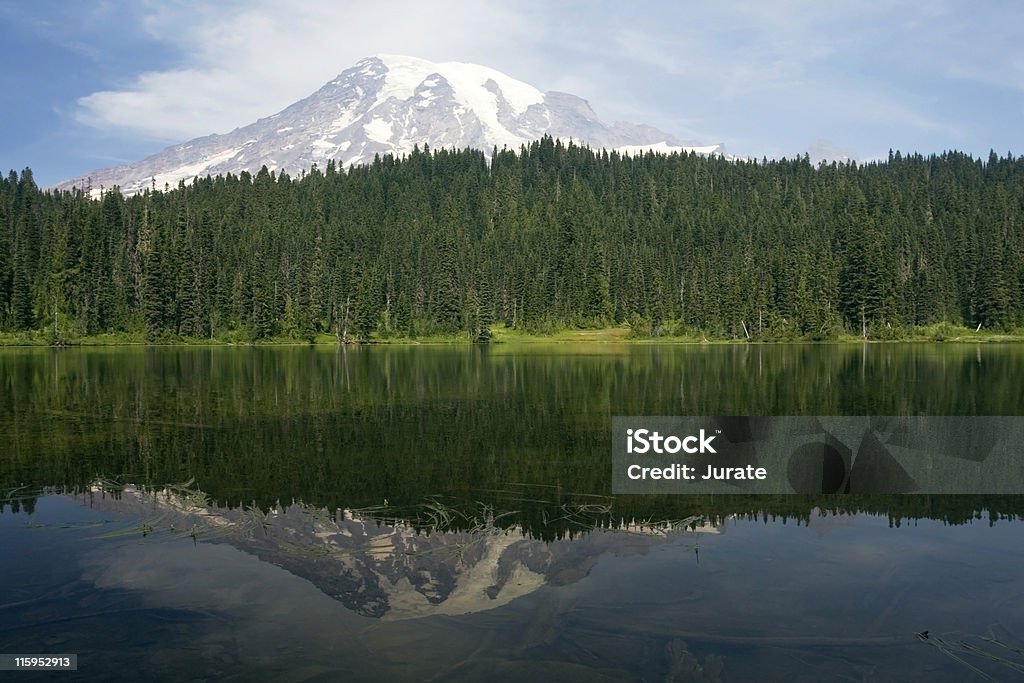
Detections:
[2, 344, 1023, 681]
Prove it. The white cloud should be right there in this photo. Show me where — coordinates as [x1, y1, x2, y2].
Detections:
[75, 0, 542, 140]
[70, 0, 1021, 159]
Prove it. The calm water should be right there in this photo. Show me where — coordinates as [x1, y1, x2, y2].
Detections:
[2, 344, 1024, 681]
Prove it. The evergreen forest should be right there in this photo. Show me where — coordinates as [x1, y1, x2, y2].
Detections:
[2, 138, 1023, 342]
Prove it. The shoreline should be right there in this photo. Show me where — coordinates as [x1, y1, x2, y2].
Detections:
[2, 324, 1023, 348]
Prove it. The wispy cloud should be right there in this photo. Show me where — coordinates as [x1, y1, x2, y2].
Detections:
[67, 0, 1023, 159]
[75, 0, 541, 140]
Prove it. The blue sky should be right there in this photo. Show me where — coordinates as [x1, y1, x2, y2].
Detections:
[2, 0, 1022, 186]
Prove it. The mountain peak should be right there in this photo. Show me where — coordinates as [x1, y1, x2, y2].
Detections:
[58, 55, 724, 196]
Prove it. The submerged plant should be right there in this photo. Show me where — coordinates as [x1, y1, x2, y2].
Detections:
[916, 628, 1024, 681]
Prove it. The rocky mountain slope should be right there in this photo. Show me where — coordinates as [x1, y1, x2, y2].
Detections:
[59, 54, 725, 196]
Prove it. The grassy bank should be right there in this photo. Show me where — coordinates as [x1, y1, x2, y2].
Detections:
[3, 322, 1024, 347]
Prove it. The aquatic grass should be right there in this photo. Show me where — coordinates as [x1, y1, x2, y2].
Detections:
[276, 539, 340, 559]
[42, 479, 714, 566]
[916, 629, 1024, 681]
[88, 514, 170, 540]
[977, 633, 1024, 658]
[300, 505, 334, 526]
[243, 503, 273, 535]
[15, 519, 121, 536]
[58, 479, 252, 541]
[960, 640, 1024, 673]
[610, 514, 707, 536]
[346, 497, 533, 563]
[3, 484, 34, 502]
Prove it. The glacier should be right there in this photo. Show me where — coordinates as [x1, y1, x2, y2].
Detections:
[58, 54, 726, 197]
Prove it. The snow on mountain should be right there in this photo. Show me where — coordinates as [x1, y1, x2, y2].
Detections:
[805, 139, 857, 165]
[58, 55, 726, 197]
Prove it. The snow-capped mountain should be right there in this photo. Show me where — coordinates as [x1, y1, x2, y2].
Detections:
[59, 55, 725, 196]
[805, 139, 857, 166]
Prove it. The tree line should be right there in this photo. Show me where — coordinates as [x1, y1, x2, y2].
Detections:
[2, 139, 1023, 341]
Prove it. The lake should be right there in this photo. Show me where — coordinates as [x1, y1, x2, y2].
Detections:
[2, 344, 1023, 681]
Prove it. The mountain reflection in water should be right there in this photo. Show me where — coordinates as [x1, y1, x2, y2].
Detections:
[4, 487, 1022, 682]
[68, 484, 718, 620]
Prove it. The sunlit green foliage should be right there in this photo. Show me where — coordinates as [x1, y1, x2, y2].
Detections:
[2, 143, 1023, 341]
